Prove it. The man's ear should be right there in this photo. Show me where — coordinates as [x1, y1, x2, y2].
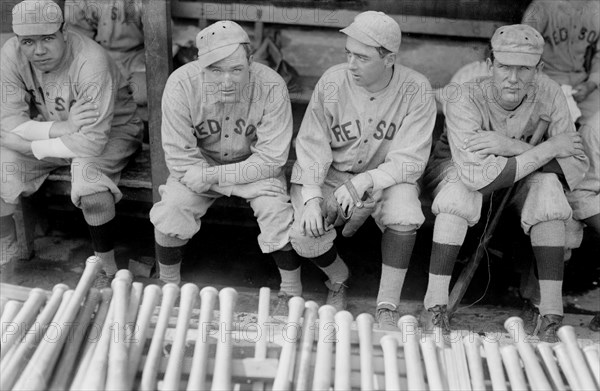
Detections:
[536, 61, 544, 73]
[248, 54, 254, 66]
[384, 53, 396, 68]
[486, 57, 493, 73]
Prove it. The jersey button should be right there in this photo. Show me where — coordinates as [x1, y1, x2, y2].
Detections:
[368, 118, 373, 123]
[363, 139, 368, 144]
[224, 134, 229, 138]
[224, 153, 229, 156]
[358, 160, 363, 164]
[225, 117, 230, 120]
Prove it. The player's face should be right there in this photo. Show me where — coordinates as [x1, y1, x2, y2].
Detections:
[345, 37, 393, 93]
[204, 45, 252, 103]
[487, 58, 540, 110]
[18, 31, 67, 72]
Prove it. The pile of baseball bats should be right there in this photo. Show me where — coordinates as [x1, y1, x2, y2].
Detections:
[1, 255, 599, 390]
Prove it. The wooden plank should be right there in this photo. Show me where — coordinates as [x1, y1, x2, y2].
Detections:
[171, 1, 501, 39]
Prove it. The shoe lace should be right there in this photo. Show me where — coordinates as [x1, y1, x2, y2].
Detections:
[377, 307, 396, 326]
[430, 306, 450, 330]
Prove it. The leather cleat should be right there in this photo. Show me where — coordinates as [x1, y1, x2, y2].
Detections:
[420, 304, 451, 334]
[93, 270, 114, 290]
[325, 279, 348, 312]
[538, 314, 563, 343]
[519, 299, 540, 335]
[271, 291, 294, 322]
[589, 313, 600, 332]
[376, 303, 399, 330]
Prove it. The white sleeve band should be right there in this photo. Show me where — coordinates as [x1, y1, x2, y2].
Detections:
[31, 138, 77, 160]
[11, 120, 54, 141]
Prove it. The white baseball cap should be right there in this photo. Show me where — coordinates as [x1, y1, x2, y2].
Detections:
[340, 11, 401, 53]
[12, 0, 63, 36]
[196, 21, 251, 68]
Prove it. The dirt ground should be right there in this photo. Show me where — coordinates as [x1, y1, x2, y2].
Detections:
[1, 207, 599, 343]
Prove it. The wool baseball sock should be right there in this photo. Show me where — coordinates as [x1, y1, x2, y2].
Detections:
[531, 221, 565, 316]
[95, 250, 117, 277]
[310, 247, 349, 284]
[80, 192, 118, 275]
[377, 229, 416, 307]
[155, 243, 184, 284]
[272, 248, 303, 297]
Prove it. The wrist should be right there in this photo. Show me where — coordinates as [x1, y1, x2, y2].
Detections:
[304, 197, 323, 207]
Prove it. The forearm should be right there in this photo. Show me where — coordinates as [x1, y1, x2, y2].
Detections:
[514, 142, 558, 181]
[49, 121, 75, 138]
[209, 156, 281, 186]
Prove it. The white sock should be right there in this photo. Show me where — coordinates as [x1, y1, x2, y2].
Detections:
[424, 273, 451, 309]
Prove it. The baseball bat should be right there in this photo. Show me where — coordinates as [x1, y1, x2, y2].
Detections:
[557, 325, 597, 390]
[0, 288, 47, 360]
[356, 313, 375, 391]
[583, 345, 600, 388]
[443, 346, 462, 391]
[126, 284, 162, 391]
[294, 300, 319, 391]
[553, 343, 581, 390]
[48, 287, 101, 391]
[0, 301, 23, 336]
[252, 287, 271, 391]
[499, 344, 528, 390]
[187, 286, 218, 391]
[380, 335, 401, 391]
[0, 297, 8, 318]
[273, 296, 305, 391]
[536, 342, 567, 391]
[312, 305, 337, 391]
[140, 283, 180, 391]
[434, 327, 450, 391]
[419, 336, 445, 391]
[451, 332, 472, 391]
[333, 310, 353, 391]
[211, 287, 238, 391]
[481, 338, 508, 391]
[162, 283, 199, 391]
[126, 282, 144, 332]
[0, 284, 68, 391]
[13, 256, 103, 391]
[504, 317, 552, 390]
[398, 315, 426, 391]
[106, 270, 133, 391]
[463, 334, 485, 391]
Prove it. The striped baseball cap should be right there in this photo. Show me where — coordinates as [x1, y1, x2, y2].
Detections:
[12, 0, 63, 36]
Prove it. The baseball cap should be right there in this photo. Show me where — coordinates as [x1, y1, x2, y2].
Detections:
[12, 0, 63, 36]
[491, 24, 544, 67]
[196, 21, 251, 68]
[340, 11, 401, 53]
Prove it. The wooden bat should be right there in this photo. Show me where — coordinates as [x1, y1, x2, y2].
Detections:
[0, 288, 47, 360]
[273, 296, 305, 390]
[536, 342, 567, 391]
[499, 345, 528, 390]
[294, 300, 319, 391]
[127, 284, 162, 391]
[557, 325, 597, 390]
[356, 313, 375, 391]
[13, 256, 103, 391]
[463, 334, 485, 391]
[0, 300, 23, 336]
[553, 343, 581, 390]
[443, 346, 461, 391]
[0, 284, 68, 391]
[334, 310, 353, 391]
[312, 305, 337, 391]
[125, 281, 144, 347]
[380, 335, 401, 391]
[481, 338, 508, 391]
[187, 286, 218, 391]
[162, 283, 199, 391]
[252, 287, 270, 391]
[504, 317, 552, 390]
[106, 270, 133, 391]
[48, 287, 101, 391]
[211, 287, 238, 391]
[140, 283, 180, 391]
[419, 336, 445, 391]
[451, 332, 471, 391]
[583, 345, 600, 388]
[434, 327, 450, 391]
[398, 315, 426, 391]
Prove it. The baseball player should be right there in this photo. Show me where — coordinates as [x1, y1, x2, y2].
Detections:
[149, 21, 299, 302]
[522, 0, 600, 331]
[290, 11, 436, 325]
[421, 24, 588, 342]
[63, 0, 147, 105]
[0, 0, 143, 285]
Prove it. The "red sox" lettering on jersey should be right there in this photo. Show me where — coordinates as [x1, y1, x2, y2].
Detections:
[330, 119, 399, 143]
[192, 119, 259, 138]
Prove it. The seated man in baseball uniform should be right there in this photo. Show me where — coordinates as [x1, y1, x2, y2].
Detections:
[0, 0, 143, 285]
[64, 0, 147, 105]
[150, 21, 298, 298]
[421, 24, 588, 341]
[289, 11, 436, 325]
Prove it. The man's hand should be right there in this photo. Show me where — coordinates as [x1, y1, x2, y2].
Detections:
[463, 131, 531, 156]
[333, 173, 373, 215]
[300, 198, 330, 238]
[573, 81, 597, 103]
[50, 100, 99, 138]
[176, 165, 211, 194]
[549, 132, 585, 158]
[231, 180, 287, 199]
[0, 131, 33, 156]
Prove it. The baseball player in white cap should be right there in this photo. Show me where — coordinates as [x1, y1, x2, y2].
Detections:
[290, 11, 436, 324]
[421, 24, 589, 342]
[149, 21, 298, 302]
[0, 0, 143, 284]
[63, 0, 147, 105]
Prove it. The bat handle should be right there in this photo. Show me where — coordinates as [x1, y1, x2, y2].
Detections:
[356, 313, 375, 391]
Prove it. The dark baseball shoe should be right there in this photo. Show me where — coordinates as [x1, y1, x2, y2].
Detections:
[589, 313, 600, 331]
[93, 270, 114, 290]
[271, 292, 294, 322]
[325, 279, 348, 312]
[420, 304, 451, 334]
[519, 299, 540, 335]
[538, 314, 563, 343]
[376, 303, 399, 330]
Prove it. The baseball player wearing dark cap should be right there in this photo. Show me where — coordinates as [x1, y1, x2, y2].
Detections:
[149, 21, 298, 299]
[0, 0, 143, 284]
[290, 11, 436, 325]
[421, 24, 588, 341]
[64, 0, 147, 105]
